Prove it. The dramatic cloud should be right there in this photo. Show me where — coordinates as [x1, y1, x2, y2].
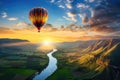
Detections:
[0, 24, 120, 43]
[67, 12, 77, 22]
[1, 12, 7, 18]
[63, 16, 71, 21]
[66, 3, 72, 9]
[42, 23, 58, 31]
[90, 26, 114, 33]
[1, 0, 120, 42]
[79, 13, 89, 24]
[91, 0, 120, 18]
[8, 17, 18, 21]
[0, 27, 119, 42]
[77, 0, 119, 37]
[15, 22, 58, 32]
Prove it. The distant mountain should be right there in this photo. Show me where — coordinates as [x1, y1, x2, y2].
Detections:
[56, 39, 120, 52]
[0, 38, 38, 55]
[72, 39, 120, 80]
[55, 40, 96, 50]
[0, 38, 29, 44]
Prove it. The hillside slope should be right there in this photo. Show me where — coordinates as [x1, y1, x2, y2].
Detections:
[48, 39, 120, 80]
[75, 39, 120, 80]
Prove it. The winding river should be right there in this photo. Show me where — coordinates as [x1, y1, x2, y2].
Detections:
[33, 49, 58, 80]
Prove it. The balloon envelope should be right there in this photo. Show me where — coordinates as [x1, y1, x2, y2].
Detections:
[29, 7, 48, 32]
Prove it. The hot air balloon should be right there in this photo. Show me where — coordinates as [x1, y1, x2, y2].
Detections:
[29, 7, 48, 32]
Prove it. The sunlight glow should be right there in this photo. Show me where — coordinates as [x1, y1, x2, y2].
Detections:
[43, 40, 51, 46]
[37, 39, 55, 51]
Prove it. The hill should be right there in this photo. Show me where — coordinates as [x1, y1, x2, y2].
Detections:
[48, 39, 120, 80]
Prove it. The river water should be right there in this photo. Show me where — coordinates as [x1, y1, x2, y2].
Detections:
[33, 49, 58, 80]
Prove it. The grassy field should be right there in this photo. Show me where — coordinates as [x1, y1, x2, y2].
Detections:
[0, 39, 49, 80]
[47, 68, 74, 80]
[0, 52, 49, 80]
[0, 39, 120, 80]
[0, 68, 36, 80]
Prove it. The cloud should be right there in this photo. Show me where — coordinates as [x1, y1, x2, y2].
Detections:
[7, 17, 18, 21]
[77, 3, 89, 8]
[66, 3, 72, 9]
[59, 5, 65, 8]
[90, 0, 120, 19]
[15, 22, 30, 29]
[63, 16, 71, 21]
[50, 0, 55, 3]
[15, 22, 56, 31]
[16, 22, 27, 27]
[0, 27, 119, 43]
[90, 25, 114, 33]
[15, 22, 34, 30]
[90, 9, 94, 17]
[0, 27, 14, 34]
[83, 0, 120, 35]
[79, 13, 89, 24]
[1, 12, 7, 18]
[1, 0, 120, 42]
[89, 0, 94, 3]
[0, 24, 120, 43]
[67, 12, 77, 22]
[66, 0, 73, 3]
[42, 23, 58, 31]
[89, 1, 120, 26]
[57, 0, 62, 3]
[85, 0, 94, 3]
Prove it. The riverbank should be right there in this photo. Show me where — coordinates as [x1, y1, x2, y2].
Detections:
[33, 49, 58, 80]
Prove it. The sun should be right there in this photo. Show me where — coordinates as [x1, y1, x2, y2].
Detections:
[37, 39, 55, 51]
[43, 40, 51, 46]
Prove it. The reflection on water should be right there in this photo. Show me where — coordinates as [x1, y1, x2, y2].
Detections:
[33, 49, 57, 80]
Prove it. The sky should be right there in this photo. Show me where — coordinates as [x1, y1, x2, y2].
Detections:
[0, 0, 68, 27]
[0, 0, 120, 42]
[0, 0, 119, 27]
